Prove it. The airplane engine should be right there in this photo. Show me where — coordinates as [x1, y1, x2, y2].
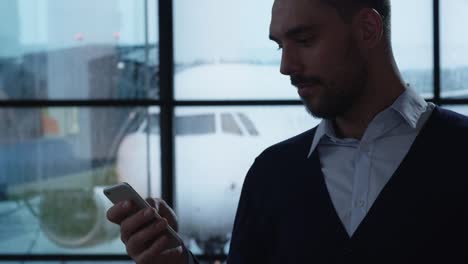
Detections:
[38, 187, 119, 248]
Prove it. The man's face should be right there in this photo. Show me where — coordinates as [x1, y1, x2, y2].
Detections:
[269, 0, 368, 119]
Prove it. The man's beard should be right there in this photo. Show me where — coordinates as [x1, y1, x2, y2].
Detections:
[300, 76, 366, 120]
[298, 42, 367, 120]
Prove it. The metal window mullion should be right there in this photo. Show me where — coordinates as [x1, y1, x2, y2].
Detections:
[0, 99, 163, 107]
[0, 254, 228, 262]
[174, 99, 303, 106]
[144, 0, 154, 199]
[158, 0, 175, 207]
[0, 99, 306, 107]
[0, 255, 132, 261]
[433, 0, 441, 104]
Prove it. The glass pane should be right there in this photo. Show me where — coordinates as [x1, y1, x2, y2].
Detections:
[441, 0, 468, 99]
[174, 106, 320, 255]
[446, 105, 468, 116]
[0, 106, 160, 254]
[175, 0, 433, 100]
[174, 0, 291, 100]
[392, 0, 433, 98]
[0, 0, 158, 100]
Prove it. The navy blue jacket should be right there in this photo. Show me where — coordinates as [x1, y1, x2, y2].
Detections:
[226, 106, 468, 263]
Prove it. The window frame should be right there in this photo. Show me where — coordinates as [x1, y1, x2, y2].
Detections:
[2, 0, 468, 262]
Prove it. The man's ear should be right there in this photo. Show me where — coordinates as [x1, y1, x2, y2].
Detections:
[352, 8, 384, 49]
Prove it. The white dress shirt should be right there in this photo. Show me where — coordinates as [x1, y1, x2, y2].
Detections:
[307, 88, 435, 236]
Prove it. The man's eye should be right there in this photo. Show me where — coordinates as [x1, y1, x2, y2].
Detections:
[295, 36, 314, 46]
[297, 38, 311, 44]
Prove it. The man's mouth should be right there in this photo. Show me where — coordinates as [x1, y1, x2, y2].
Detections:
[296, 83, 319, 97]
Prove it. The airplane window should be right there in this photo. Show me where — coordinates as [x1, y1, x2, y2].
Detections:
[237, 113, 259, 136]
[221, 113, 243, 136]
[175, 114, 215, 136]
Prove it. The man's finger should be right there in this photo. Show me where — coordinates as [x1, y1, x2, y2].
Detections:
[106, 200, 136, 225]
[146, 197, 161, 212]
[134, 235, 170, 264]
[146, 198, 178, 231]
[125, 217, 169, 257]
[159, 246, 185, 262]
[120, 208, 159, 243]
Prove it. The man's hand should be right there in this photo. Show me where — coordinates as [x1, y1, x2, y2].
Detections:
[106, 197, 188, 264]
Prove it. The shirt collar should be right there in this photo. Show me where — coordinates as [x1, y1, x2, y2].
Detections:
[389, 87, 427, 129]
[307, 87, 428, 158]
[308, 117, 347, 158]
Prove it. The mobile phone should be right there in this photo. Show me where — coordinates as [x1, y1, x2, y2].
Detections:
[103, 182, 183, 248]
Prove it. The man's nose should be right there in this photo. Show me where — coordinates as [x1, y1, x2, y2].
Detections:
[280, 47, 302, 76]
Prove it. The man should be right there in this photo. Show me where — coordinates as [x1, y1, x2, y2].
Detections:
[107, 0, 468, 263]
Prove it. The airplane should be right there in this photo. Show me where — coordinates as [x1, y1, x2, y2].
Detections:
[115, 62, 319, 255]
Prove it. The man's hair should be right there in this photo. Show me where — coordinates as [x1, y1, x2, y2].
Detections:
[322, 0, 391, 41]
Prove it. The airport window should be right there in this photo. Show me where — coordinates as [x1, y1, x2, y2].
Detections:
[0, 0, 159, 100]
[221, 113, 243, 136]
[173, 0, 289, 100]
[0, 106, 151, 254]
[391, 0, 434, 98]
[2, 0, 468, 263]
[441, 0, 468, 99]
[0, 0, 160, 258]
[447, 105, 468, 116]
